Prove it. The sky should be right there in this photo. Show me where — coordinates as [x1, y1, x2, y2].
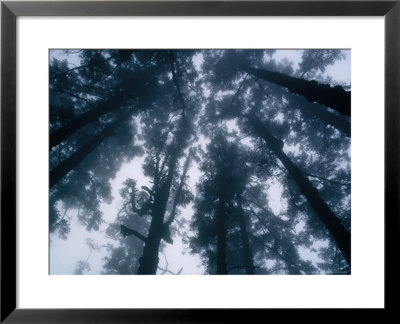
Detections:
[49, 49, 351, 275]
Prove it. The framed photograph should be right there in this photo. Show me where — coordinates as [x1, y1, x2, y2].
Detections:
[1, 0, 398, 322]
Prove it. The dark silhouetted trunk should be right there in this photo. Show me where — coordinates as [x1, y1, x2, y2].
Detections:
[236, 194, 255, 274]
[136, 195, 167, 274]
[137, 150, 180, 275]
[137, 117, 190, 274]
[248, 116, 351, 265]
[121, 147, 188, 274]
[50, 110, 132, 188]
[216, 191, 227, 275]
[244, 66, 351, 116]
[50, 89, 135, 151]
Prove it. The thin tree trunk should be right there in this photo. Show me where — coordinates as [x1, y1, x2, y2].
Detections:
[244, 66, 351, 116]
[216, 192, 227, 275]
[50, 110, 132, 188]
[236, 194, 255, 274]
[248, 116, 351, 265]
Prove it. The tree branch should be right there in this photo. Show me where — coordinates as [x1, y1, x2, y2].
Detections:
[157, 251, 183, 275]
[120, 224, 147, 242]
[50, 87, 96, 108]
[50, 51, 121, 80]
[219, 74, 249, 119]
[141, 186, 154, 196]
[304, 171, 351, 186]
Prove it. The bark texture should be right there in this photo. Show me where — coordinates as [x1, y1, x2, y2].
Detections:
[245, 66, 351, 117]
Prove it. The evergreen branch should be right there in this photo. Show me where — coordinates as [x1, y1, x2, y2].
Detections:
[219, 73, 249, 119]
[50, 87, 96, 108]
[247, 232, 289, 265]
[50, 51, 121, 80]
[304, 172, 351, 186]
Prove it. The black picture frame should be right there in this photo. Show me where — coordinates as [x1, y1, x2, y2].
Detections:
[1, 0, 399, 322]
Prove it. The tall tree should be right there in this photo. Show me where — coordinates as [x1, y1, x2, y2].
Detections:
[114, 50, 200, 274]
[244, 115, 350, 265]
[137, 119, 191, 274]
[190, 132, 257, 274]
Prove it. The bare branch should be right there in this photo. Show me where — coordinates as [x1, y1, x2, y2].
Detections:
[157, 251, 183, 275]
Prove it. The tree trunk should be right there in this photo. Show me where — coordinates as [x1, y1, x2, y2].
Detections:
[236, 194, 255, 274]
[50, 89, 135, 151]
[248, 116, 351, 265]
[50, 110, 132, 188]
[136, 152, 179, 275]
[136, 115, 192, 274]
[244, 66, 351, 116]
[216, 192, 227, 275]
[136, 204, 165, 274]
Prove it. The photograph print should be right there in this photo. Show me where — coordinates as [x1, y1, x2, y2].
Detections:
[49, 49, 351, 275]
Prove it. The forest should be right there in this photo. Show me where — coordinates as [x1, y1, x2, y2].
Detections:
[49, 49, 351, 275]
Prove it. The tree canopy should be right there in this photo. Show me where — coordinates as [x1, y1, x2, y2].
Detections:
[49, 49, 351, 275]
